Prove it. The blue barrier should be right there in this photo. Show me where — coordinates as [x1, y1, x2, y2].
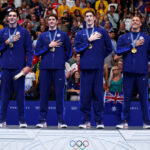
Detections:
[0, 101, 149, 126]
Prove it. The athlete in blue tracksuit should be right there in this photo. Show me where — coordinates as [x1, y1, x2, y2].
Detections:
[116, 16, 150, 129]
[0, 10, 33, 127]
[35, 14, 72, 128]
[74, 10, 112, 129]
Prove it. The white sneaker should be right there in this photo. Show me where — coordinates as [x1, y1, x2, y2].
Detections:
[19, 122, 27, 128]
[58, 122, 67, 129]
[116, 122, 128, 129]
[36, 122, 47, 128]
[78, 122, 91, 129]
[96, 123, 104, 129]
[143, 123, 150, 129]
[0, 122, 6, 128]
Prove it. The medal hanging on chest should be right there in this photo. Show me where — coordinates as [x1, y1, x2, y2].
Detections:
[49, 30, 57, 52]
[86, 28, 94, 50]
[9, 28, 17, 48]
[130, 32, 140, 54]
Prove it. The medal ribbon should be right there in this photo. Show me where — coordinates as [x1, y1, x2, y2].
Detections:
[9, 28, 17, 43]
[49, 30, 57, 43]
[130, 32, 140, 48]
[86, 28, 94, 39]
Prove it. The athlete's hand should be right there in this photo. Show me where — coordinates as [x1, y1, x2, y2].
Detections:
[21, 66, 31, 75]
[136, 39, 144, 47]
[13, 33, 20, 42]
[88, 32, 101, 42]
[49, 40, 62, 48]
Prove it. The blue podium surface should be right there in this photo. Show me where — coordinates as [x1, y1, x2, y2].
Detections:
[0, 101, 149, 126]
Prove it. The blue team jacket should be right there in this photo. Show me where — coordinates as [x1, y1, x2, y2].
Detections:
[116, 32, 150, 74]
[0, 25, 33, 69]
[74, 27, 113, 70]
[35, 29, 72, 69]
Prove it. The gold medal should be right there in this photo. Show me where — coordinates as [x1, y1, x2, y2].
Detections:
[88, 44, 92, 49]
[131, 48, 137, 54]
[50, 47, 55, 52]
[9, 42, 13, 48]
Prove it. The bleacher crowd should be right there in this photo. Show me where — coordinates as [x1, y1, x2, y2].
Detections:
[0, 0, 150, 101]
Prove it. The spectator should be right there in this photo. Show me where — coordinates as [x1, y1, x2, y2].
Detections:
[122, 12, 133, 32]
[25, 69, 37, 99]
[104, 20, 113, 32]
[30, 13, 39, 32]
[108, 0, 118, 12]
[104, 29, 116, 76]
[97, 2, 108, 21]
[107, 5, 119, 30]
[82, 2, 95, 17]
[95, 0, 108, 11]
[80, 0, 86, 9]
[30, 0, 43, 17]
[61, 11, 71, 33]
[107, 66, 123, 93]
[71, 53, 80, 74]
[52, 0, 61, 14]
[117, 22, 128, 37]
[70, 0, 82, 17]
[58, 0, 70, 18]
[135, 0, 146, 15]
[71, 18, 82, 37]
[141, 15, 150, 35]
[67, 71, 80, 101]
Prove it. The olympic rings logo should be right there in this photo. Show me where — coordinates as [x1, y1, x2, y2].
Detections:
[70, 140, 89, 150]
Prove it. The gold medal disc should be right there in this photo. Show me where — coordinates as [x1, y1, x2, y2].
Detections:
[50, 47, 55, 52]
[131, 48, 137, 53]
[9, 42, 13, 48]
[88, 44, 92, 49]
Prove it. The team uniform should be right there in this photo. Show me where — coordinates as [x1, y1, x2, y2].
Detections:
[74, 27, 112, 126]
[35, 29, 72, 125]
[0, 24, 33, 124]
[116, 31, 150, 126]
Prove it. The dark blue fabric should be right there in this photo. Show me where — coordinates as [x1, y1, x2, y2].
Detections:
[74, 27, 113, 70]
[122, 73, 150, 124]
[67, 80, 80, 90]
[0, 25, 34, 68]
[35, 29, 72, 69]
[39, 69, 65, 122]
[0, 69, 26, 122]
[80, 70, 104, 123]
[116, 32, 150, 74]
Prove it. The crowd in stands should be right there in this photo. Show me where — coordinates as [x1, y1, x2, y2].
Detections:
[0, 0, 150, 101]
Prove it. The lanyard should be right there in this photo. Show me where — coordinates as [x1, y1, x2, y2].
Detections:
[49, 30, 57, 42]
[130, 32, 140, 48]
[86, 27, 94, 39]
[9, 28, 17, 43]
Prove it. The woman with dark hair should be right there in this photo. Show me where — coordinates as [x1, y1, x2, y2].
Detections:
[67, 71, 80, 101]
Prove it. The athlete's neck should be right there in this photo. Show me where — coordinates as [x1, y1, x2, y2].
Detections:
[131, 27, 140, 33]
[49, 26, 57, 31]
[9, 23, 17, 28]
[86, 24, 94, 29]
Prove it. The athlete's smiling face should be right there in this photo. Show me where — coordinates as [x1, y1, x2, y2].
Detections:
[8, 12, 18, 25]
[48, 16, 58, 28]
[131, 16, 142, 31]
